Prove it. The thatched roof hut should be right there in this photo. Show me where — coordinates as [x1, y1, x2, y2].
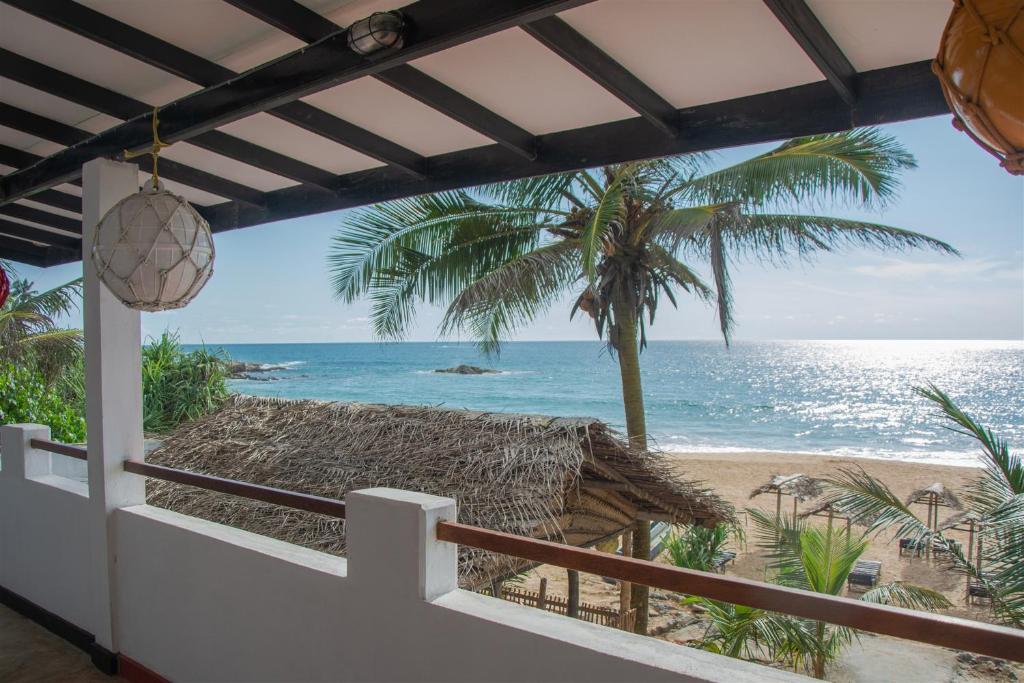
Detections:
[749, 473, 824, 502]
[146, 396, 731, 588]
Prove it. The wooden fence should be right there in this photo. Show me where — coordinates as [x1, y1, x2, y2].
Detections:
[484, 579, 637, 631]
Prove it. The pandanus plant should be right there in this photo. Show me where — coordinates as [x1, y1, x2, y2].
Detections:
[690, 510, 950, 678]
[329, 129, 956, 632]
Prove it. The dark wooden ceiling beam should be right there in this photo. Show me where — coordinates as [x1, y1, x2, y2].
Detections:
[225, 0, 538, 159]
[0, 48, 342, 192]
[0, 0, 594, 204]
[0, 103, 266, 207]
[0, 203, 81, 234]
[0, 218, 80, 249]
[762, 0, 858, 105]
[201, 60, 944, 234]
[1, 0, 426, 177]
[0, 234, 51, 266]
[0, 145, 82, 211]
[25, 189, 81, 214]
[521, 16, 678, 137]
[25, 60, 947, 268]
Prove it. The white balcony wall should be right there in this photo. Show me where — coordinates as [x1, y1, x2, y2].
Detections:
[1, 426, 804, 682]
[0, 425, 94, 633]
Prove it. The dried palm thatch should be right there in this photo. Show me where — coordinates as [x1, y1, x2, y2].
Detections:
[749, 473, 824, 502]
[146, 396, 731, 588]
[937, 510, 985, 532]
[905, 482, 962, 509]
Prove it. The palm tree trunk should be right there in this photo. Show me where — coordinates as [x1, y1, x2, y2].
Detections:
[611, 286, 650, 635]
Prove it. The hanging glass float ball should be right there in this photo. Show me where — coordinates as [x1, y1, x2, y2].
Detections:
[0, 264, 9, 309]
[91, 181, 214, 311]
[932, 0, 1024, 175]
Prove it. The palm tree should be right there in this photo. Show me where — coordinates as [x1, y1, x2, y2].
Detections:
[691, 510, 950, 678]
[328, 129, 957, 631]
[0, 269, 83, 382]
[826, 385, 1024, 627]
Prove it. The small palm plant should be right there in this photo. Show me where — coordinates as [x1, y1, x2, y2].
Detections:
[826, 385, 1024, 627]
[0, 274, 82, 382]
[689, 510, 949, 678]
[666, 522, 743, 572]
[329, 129, 957, 630]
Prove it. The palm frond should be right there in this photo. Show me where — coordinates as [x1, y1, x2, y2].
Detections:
[329, 191, 556, 303]
[440, 240, 581, 353]
[916, 384, 1023, 508]
[711, 214, 957, 263]
[676, 128, 916, 208]
[860, 582, 952, 611]
[708, 223, 733, 345]
[579, 168, 629, 280]
[824, 467, 932, 543]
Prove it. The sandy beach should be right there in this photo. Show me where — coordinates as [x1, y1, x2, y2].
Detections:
[519, 451, 1020, 682]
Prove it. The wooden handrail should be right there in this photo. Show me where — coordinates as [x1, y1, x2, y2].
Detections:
[123, 460, 346, 519]
[29, 438, 87, 460]
[436, 520, 1024, 663]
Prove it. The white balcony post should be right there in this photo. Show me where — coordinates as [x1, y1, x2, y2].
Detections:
[0, 424, 52, 480]
[346, 488, 458, 601]
[82, 158, 144, 655]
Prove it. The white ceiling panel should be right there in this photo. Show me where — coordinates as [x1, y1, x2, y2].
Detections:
[0, 3, 197, 107]
[0, 125, 49, 153]
[161, 142, 299, 193]
[303, 79, 494, 157]
[17, 199, 81, 221]
[412, 27, 637, 135]
[809, 0, 948, 72]
[75, 0, 304, 72]
[217, 113, 383, 175]
[0, 78, 120, 135]
[154, 174, 229, 207]
[559, 0, 824, 110]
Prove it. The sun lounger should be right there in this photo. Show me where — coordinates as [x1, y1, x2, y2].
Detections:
[968, 574, 996, 604]
[899, 537, 961, 556]
[712, 551, 736, 572]
[847, 560, 881, 589]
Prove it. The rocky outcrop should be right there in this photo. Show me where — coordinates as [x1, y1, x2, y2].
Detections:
[434, 364, 499, 375]
[227, 361, 287, 379]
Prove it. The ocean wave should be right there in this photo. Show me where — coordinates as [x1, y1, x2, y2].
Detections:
[261, 361, 305, 370]
[655, 442, 984, 468]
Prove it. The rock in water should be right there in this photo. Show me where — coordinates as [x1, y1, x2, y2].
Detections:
[226, 361, 287, 378]
[434, 364, 498, 375]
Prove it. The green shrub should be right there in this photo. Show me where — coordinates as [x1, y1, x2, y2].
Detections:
[665, 522, 742, 572]
[142, 332, 229, 434]
[0, 362, 86, 443]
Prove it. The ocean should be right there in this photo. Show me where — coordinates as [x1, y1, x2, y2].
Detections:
[189, 340, 1024, 468]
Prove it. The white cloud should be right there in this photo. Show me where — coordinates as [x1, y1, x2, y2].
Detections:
[853, 257, 1022, 282]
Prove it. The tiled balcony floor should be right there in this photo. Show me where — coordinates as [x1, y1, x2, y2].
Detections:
[0, 604, 121, 683]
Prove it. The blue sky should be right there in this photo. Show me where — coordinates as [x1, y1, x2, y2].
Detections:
[13, 115, 1024, 343]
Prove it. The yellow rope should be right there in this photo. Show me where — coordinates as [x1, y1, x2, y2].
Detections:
[124, 107, 171, 190]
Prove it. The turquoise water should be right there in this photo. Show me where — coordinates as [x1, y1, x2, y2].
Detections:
[189, 340, 1023, 467]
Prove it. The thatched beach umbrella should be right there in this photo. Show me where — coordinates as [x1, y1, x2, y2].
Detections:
[799, 500, 855, 535]
[905, 483, 962, 558]
[146, 396, 732, 625]
[939, 510, 986, 596]
[750, 473, 824, 518]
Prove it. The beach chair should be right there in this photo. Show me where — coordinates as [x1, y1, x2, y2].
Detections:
[968, 574, 995, 604]
[712, 551, 736, 572]
[899, 538, 926, 557]
[847, 560, 881, 590]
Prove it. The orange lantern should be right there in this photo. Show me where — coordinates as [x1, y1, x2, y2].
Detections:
[932, 0, 1024, 175]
